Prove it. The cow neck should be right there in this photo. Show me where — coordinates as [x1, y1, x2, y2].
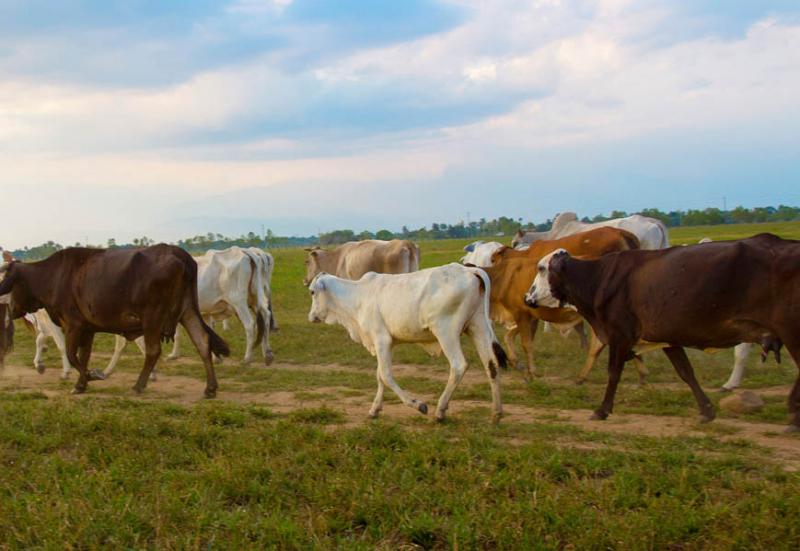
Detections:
[561, 257, 602, 318]
[13, 261, 53, 313]
[325, 277, 364, 328]
[316, 251, 340, 276]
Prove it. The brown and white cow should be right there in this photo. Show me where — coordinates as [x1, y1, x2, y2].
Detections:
[303, 239, 420, 286]
[513, 212, 669, 250]
[525, 233, 800, 432]
[0, 245, 230, 397]
[479, 227, 645, 381]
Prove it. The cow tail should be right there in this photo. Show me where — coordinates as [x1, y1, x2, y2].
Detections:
[655, 219, 670, 248]
[468, 267, 508, 371]
[184, 253, 230, 358]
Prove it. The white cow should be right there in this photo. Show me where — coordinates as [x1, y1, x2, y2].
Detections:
[513, 212, 669, 250]
[25, 309, 146, 380]
[460, 241, 504, 267]
[168, 247, 274, 365]
[308, 264, 507, 423]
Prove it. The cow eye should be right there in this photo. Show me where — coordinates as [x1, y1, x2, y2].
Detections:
[310, 290, 315, 296]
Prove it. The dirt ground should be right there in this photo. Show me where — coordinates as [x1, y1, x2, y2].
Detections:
[3, 357, 799, 472]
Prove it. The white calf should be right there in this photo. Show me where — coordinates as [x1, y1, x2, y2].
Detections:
[26, 309, 146, 380]
[308, 263, 508, 422]
[168, 247, 274, 365]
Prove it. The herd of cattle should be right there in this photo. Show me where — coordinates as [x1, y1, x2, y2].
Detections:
[1, 211, 798, 432]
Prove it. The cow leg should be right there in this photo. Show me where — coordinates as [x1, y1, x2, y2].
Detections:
[722, 343, 751, 392]
[78, 331, 105, 382]
[232, 304, 257, 364]
[368, 369, 385, 418]
[103, 335, 128, 378]
[577, 330, 605, 384]
[632, 355, 649, 386]
[468, 317, 503, 424]
[575, 322, 589, 351]
[375, 339, 427, 415]
[34, 331, 48, 374]
[517, 317, 539, 381]
[166, 328, 181, 360]
[45, 323, 72, 380]
[180, 311, 219, 399]
[432, 333, 468, 422]
[65, 328, 89, 394]
[132, 332, 161, 394]
[779, 338, 800, 432]
[592, 344, 628, 420]
[663, 346, 715, 423]
[259, 308, 274, 366]
[133, 337, 155, 380]
[503, 325, 519, 368]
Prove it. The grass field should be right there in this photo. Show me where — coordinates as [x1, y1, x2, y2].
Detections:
[2, 221, 800, 548]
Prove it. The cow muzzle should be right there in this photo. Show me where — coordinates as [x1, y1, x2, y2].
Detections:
[524, 288, 538, 308]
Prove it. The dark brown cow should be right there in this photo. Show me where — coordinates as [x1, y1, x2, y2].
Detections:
[479, 227, 644, 381]
[525, 233, 800, 432]
[0, 245, 230, 397]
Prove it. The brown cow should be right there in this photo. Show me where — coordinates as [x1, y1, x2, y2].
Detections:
[524, 234, 800, 432]
[303, 239, 420, 286]
[480, 227, 645, 381]
[0, 245, 230, 397]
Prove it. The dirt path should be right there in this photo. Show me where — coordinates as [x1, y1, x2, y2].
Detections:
[2, 361, 799, 471]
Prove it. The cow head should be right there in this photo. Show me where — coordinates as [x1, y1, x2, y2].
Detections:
[307, 273, 336, 324]
[303, 247, 325, 287]
[0, 262, 32, 318]
[524, 249, 572, 309]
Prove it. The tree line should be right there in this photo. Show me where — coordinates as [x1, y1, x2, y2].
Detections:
[7, 204, 800, 260]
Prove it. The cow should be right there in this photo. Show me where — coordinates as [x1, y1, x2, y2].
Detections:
[461, 241, 504, 267]
[25, 309, 147, 380]
[307, 263, 508, 423]
[480, 227, 647, 382]
[303, 239, 420, 286]
[524, 234, 800, 432]
[167, 247, 274, 365]
[513, 212, 669, 250]
[0, 245, 229, 397]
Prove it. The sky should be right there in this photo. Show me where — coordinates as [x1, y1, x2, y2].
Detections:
[1, 0, 799, 248]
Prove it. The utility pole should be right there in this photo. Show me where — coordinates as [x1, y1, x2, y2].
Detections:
[723, 196, 727, 211]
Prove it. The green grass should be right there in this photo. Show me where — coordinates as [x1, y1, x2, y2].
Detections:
[2, 220, 800, 548]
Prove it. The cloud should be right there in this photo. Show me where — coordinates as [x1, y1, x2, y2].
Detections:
[1, 1, 799, 248]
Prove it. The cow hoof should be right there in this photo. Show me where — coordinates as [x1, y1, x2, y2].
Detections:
[784, 425, 800, 434]
[590, 411, 608, 421]
[88, 369, 106, 381]
[264, 353, 274, 366]
[719, 386, 734, 393]
[150, 373, 157, 382]
[166, 354, 179, 362]
[35, 363, 46, 374]
[71, 387, 86, 395]
[417, 403, 428, 415]
[204, 388, 217, 399]
[492, 412, 503, 425]
[368, 410, 380, 419]
[698, 414, 715, 424]
[434, 414, 446, 423]
[60, 372, 70, 381]
[132, 385, 144, 395]
[575, 378, 586, 385]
